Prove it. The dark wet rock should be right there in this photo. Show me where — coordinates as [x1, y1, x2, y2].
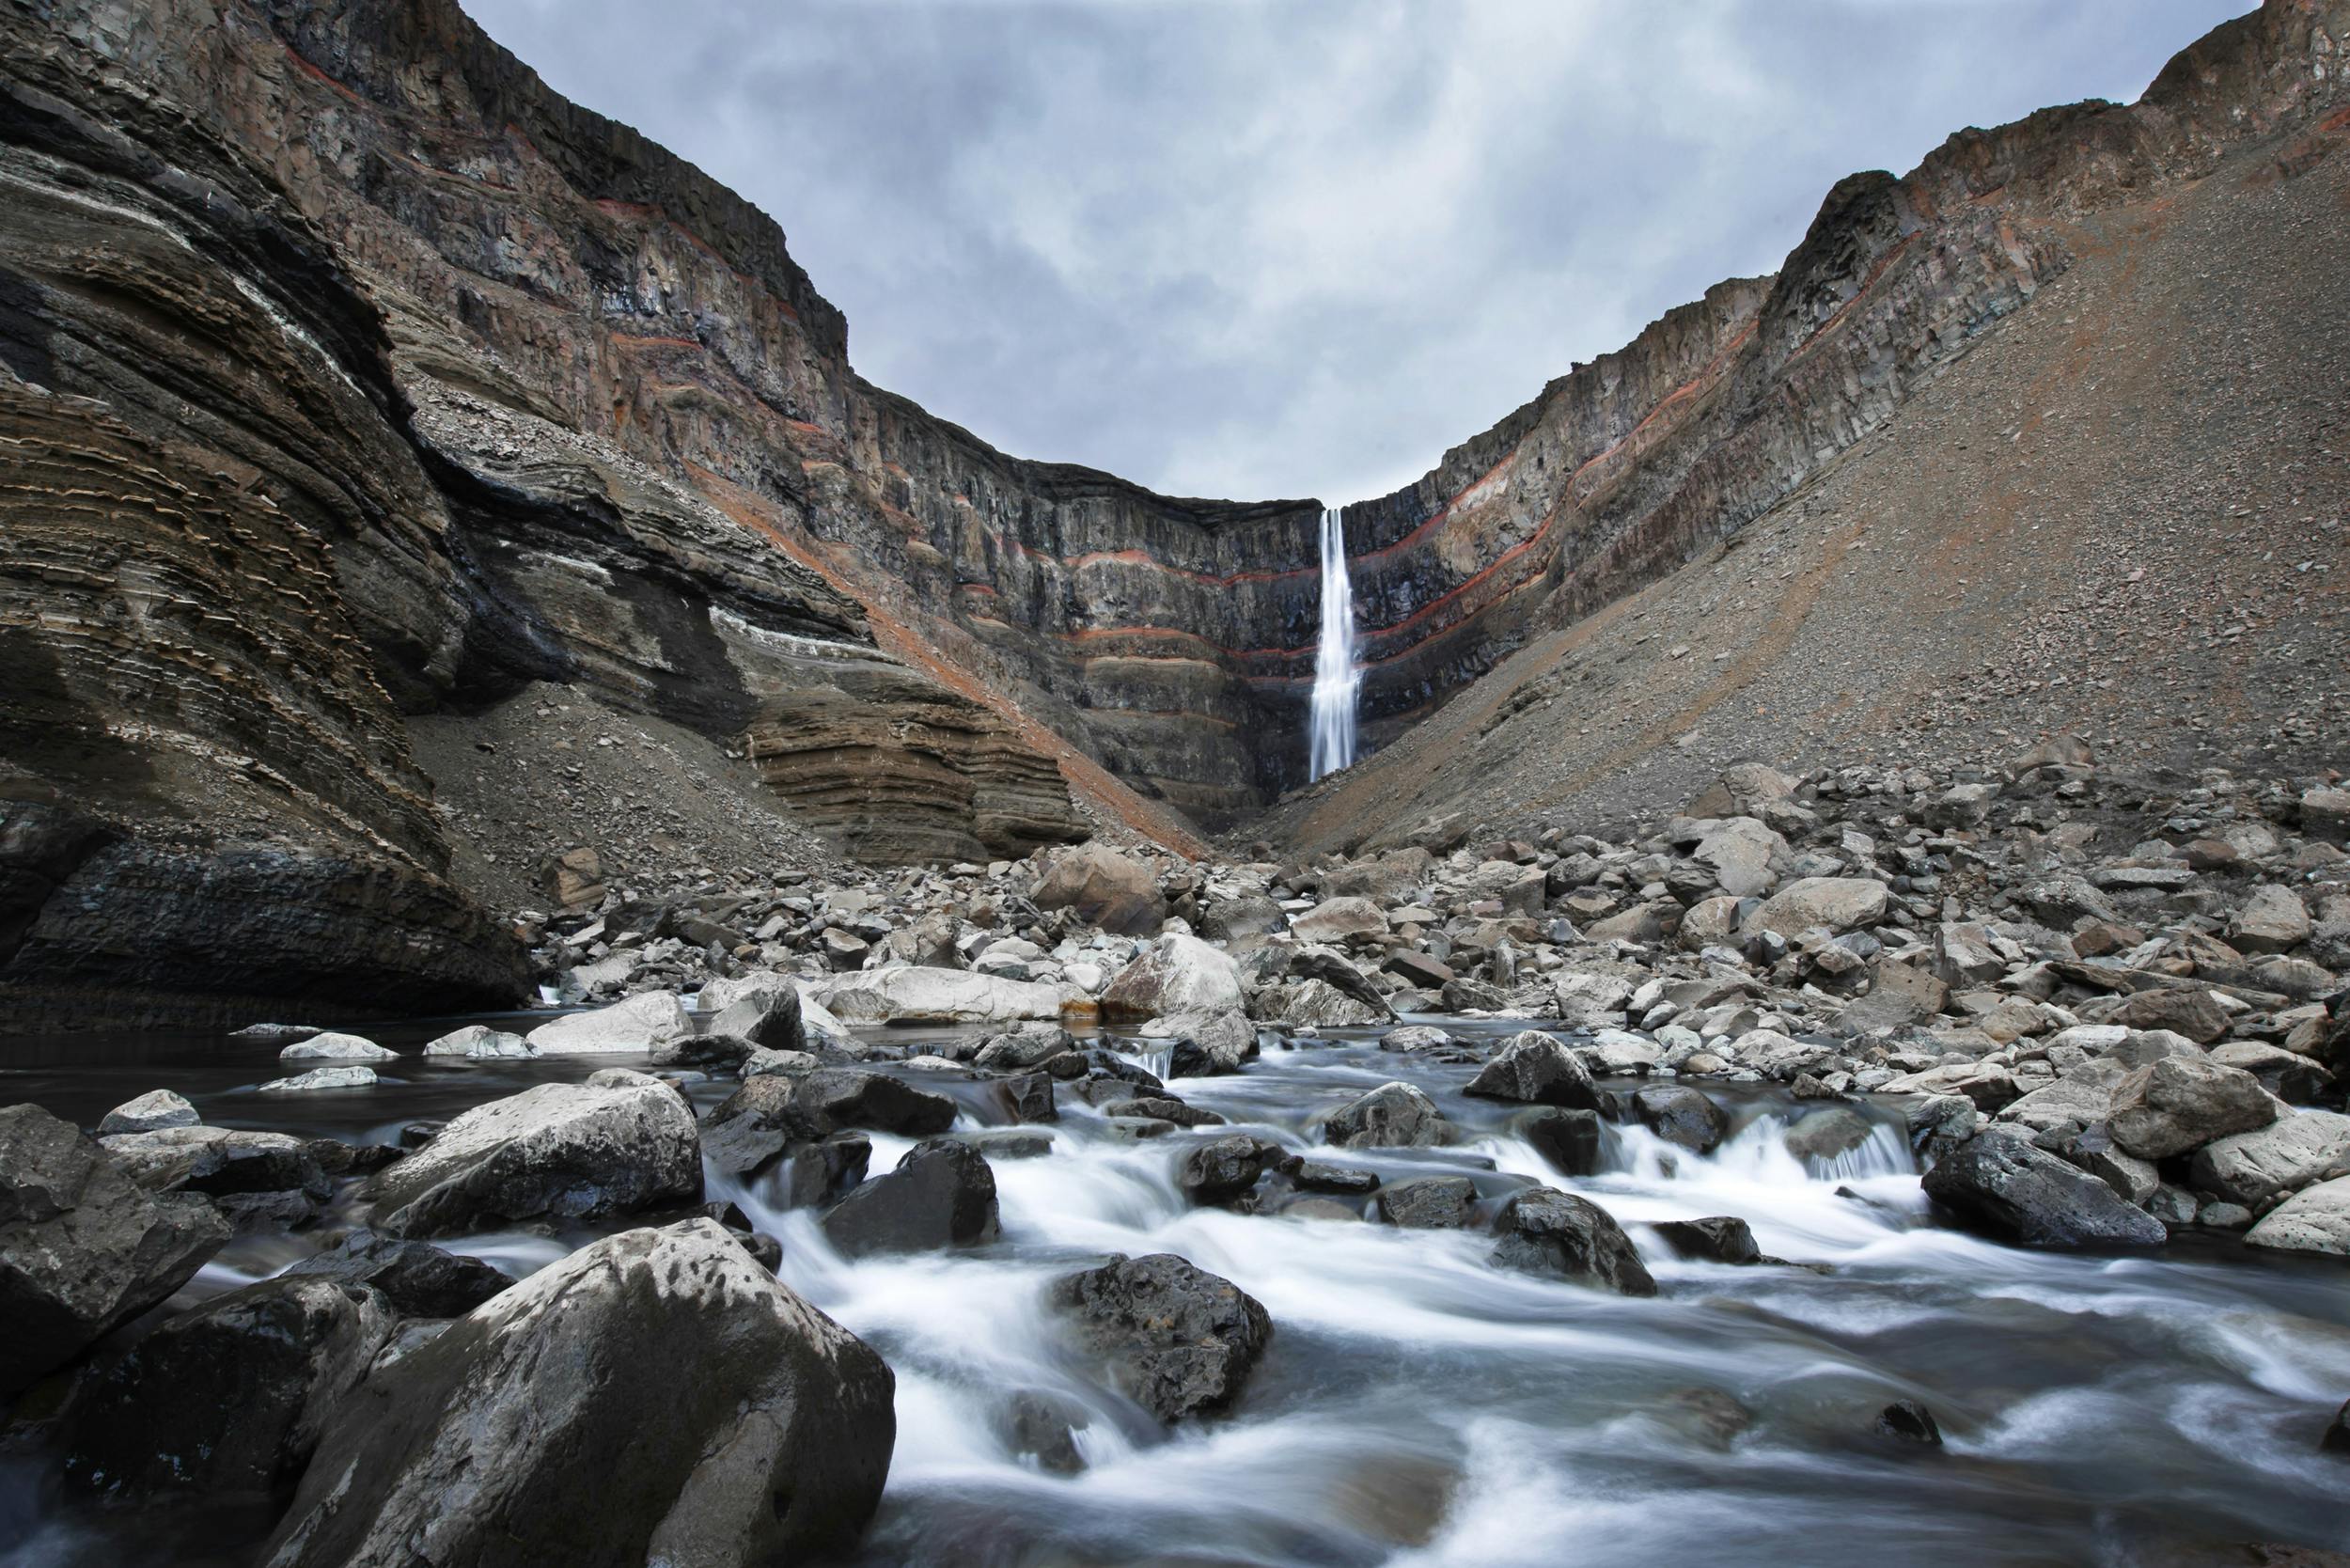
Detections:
[1522, 1107, 1608, 1178]
[1658, 1387, 1757, 1449]
[1050, 1253, 1271, 1423]
[1489, 1188, 1657, 1296]
[283, 1235, 516, 1319]
[100, 1125, 329, 1203]
[1633, 1085, 1730, 1154]
[820, 1140, 999, 1258]
[400, 1121, 445, 1149]
[795, 1068, 962, 1137]
[707, 984, 806, 1053]
[699, 1074, 824, 1176]
[1375, 1176, 1478, 1230]
[305, 1137, 403, 1181]
[975, 1025, 1079, 1073]
[1876, 1399, 1943, 1446]
[1464, 1031, 1600, 1110]
[998, 1388, 1090, 1475]
[1178, 1136, 1281, 1207]
[954, 1129, 1054, 1160]
[1782, 1106, 1876, 1165]
[63, 1274, 393, 1499]
[1653, 1215, 1763, 1265]
[1920, 1128, 2168, 1247]
[2324, 1398, 2350, 1454]
[360, 1078, 701, 1240]
[1279, 1157, 1382, 1196]
[0, 1105, 230, 1395]
[991, 1072, 1058, 1124]
[1324, 1082, 1453, 1150]
[1101, 1095, 1226, 1128]
[261, 1221, 894, 1568]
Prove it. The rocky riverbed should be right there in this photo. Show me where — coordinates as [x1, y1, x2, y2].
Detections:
[4, 743, 2350, 1564]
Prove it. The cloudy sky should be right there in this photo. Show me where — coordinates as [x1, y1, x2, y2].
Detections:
[467, 0, 2250, 506]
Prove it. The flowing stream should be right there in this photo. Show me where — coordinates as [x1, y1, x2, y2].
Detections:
[5, 1016, 2350, 1565]
[1308, 506, 1359, 782]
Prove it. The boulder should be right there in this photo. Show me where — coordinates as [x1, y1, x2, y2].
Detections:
[1653, 1215, 1762, 1265]
[2231, 886, 2312, 955]
[2189, 1111, 2350, 1207]
[1552, 970, 1635, 1029]
[1743, 878, 1888, 938]
[1522, 1108, 1607, 1178]
[1919, 1128, 2167, 1247]
[1687, 763, 1796, 819]
[2104, 987, 2231, 1045]
[974, 1023, 1078, 1072]
[1158, 1009, 1261, 1075]
[2107, 1058, 2278, 1160]
[792, 1068, 962, 1137]
[100, 1125, 328, 1203]
[63, 1274, 393, 1499]
[2298, 787, 2350, 844]
[1691, 817, 1784, 899]
[1050, 1253, 1271, 1422]
[1322, 1082, 1453, 1149]
[525, 993, 695, 1055]
[421, 1025, 533, 1059]
[1100, 933, 1246, 1022]
[1488, 1188, 1657, 1295]
[1255, 978, 1389, 1027]
[362, 1079, 700, 1239]
[705, 985, 806, 1053]
[1783, 1106, 1875, 1165]
[279, 1031, 399, 1063]
[1288, 945, 1396, 1021]
[1177, 1136, 1280, 1207]
[276, 1234, 514, 1319]
[2244, 1176, 2350, 1257]
[260, 1065, 378, 1094]
[1876, 1400, 1943, 1446]
[1841, 961, 1948, 1033]
[1289, 897, 1391, 944]
[98, 1090, 199, 1136]
[1375, 1176, 1479, 1230]
[1, 1105, 230, 1394]
[1033, 842, 1167, 935]
[1465, 1031, 1600, 1110]
[820, 1141, 999, 1258]
[1633, 1086, 1730, 1154]
[816, 966, 1064, 1026]
[261, 1221, 895, 1567]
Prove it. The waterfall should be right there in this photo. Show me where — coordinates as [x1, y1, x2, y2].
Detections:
[1308, 506, 1359, 782]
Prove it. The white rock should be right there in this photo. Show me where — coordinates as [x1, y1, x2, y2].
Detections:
[814, 967, 1065, 1026]
[98, 1090, 199, 1136]
[525, 993, 695, 1056]
[421, 1025, 534, 1059]
[279, 1032, 398, 1062]
[259, 1065, 378, 1093]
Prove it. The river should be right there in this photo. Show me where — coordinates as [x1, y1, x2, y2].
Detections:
[5, 1013, 2347, 1565]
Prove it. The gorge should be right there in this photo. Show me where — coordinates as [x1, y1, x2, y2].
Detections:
[3, 1, 2350, 1565]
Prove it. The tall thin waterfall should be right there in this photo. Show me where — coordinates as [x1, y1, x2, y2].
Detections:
[1308, 506, 1359, 781]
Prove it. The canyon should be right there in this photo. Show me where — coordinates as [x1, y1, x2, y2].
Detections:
[2, 0, 2347, 1031]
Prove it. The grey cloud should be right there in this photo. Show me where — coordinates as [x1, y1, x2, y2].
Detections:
[464, 0, 2252, 504]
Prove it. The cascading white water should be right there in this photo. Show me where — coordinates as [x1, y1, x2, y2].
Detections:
[1307, 506, 1359, 781]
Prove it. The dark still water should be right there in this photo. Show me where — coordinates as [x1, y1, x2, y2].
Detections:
[5, 1015, 2348, 1566]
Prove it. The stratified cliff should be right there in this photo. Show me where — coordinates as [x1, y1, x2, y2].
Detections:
[1, 0, 2342, 1030]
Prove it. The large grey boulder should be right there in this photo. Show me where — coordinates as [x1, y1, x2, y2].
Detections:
[1691, 817, 1784, 898]
[1286, 946, 1396, 1021]
[525, 993, 695, 1055]
[1051, 1253, 1271, 1422]
[1, 1105, 229, 1394]
[1465, 1031, 1600, 1110]
[1100, 933, 1245, 1022]
[1288, 897, 1390, 944]
[2189, 1111, 2350, 1207]
[283, 1236, 517, 1319]
[261, 1221, 895, 1568]
[1032, 841, 1166, 935]
[63, 1274, 393, 1499]
[100, 1125, 328, 1203]
[362, 1078, 700, 1239]
[1743, 877, 1888, 938]
[1322, 1082, 1453, 1149]
[2106, 1058, 2279, 1160]
[1633, 1085, 1730, 1154]
[819, 1141, 999, 1258]
[421, 1025, 533, 1060]
[97, 1090, 199, 1136]
[1156, 1009, 1261, 1075]
[1488, 1188, 1656, 1295]
[2245, 1176, 2350, 1257]
[2230, 885, 2311, 955]
[817, 966, 1064, 1026]
[1920, 1129, 2167, 1247]
[704, 984, 805, 1054]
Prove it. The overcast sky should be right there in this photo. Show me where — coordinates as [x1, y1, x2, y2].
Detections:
[466, 0, 2251, 506]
